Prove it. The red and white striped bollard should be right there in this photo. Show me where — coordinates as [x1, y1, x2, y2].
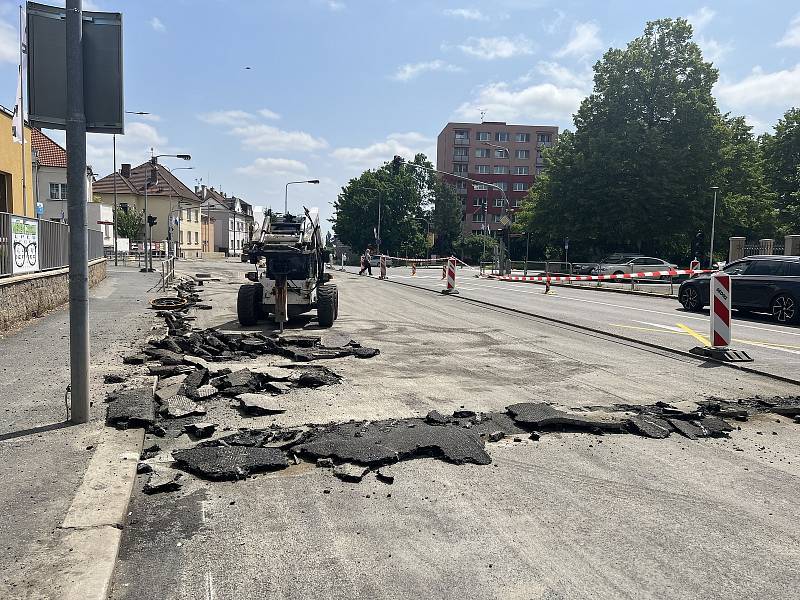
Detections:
[710, 271, 731, 348]
[442, 256, 458, 294]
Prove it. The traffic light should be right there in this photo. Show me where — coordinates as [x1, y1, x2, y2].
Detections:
[147, 215, 157, 228]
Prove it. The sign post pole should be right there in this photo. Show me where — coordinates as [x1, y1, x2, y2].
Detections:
[65, 0, 89, 423]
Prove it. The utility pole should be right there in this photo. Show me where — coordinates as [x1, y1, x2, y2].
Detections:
[65, 0, 89, 423]
[709, 186, 719, 269]
[112, 134, 117, 265]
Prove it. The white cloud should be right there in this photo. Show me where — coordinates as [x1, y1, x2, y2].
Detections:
[391, 60, 463, 82]
[456, 35, 534, 60]
[198, 110, 255, 126]
[443, 8, 487, 21]
[236, 158, 309, 177]
[454, 81, 584, 123]
[697, 37, 732, 64]
[331, 132, 434, 170]
[150, 17, 165, 32]
[85, 122, 170, 177]
[258, 108, 281, 120]
[555, 22, 603, 59]
[686, 7, 715, 32]
[533, 61, 592, 88]
[233, 124, 328, 153]
[326, 0, 345, 11]
[716, 64, 800, 109]
[0, 19, 17, 63]
[543, 9, 565, 34]
[777, 14, 800, 47]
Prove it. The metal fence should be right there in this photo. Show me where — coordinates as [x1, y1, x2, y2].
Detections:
[742, 243, 785, 257]
[0, 211, 105, 279]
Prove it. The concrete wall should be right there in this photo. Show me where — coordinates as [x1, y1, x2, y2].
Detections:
[0, 258, 107, 332]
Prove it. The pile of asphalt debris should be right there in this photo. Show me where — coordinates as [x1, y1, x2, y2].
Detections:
[129, 395, 800, 491]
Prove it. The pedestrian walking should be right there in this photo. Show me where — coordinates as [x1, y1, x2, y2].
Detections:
[359, 249, 373, 276]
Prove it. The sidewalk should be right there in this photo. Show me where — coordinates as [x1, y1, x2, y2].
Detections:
[0, 266, 160, 598]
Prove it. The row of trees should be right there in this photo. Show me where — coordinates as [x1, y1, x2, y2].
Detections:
[333, 18, 799, 264]
[514, 18, 800, 263]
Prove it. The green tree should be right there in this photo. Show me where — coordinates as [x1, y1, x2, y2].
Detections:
[761, 107, 800, 231]
[333, 153, 435, 257]
[518, 18, 723, 259]
[115, 207, 144, 240]
[431, 180, 462, 255]
[454, 234, 497, 264]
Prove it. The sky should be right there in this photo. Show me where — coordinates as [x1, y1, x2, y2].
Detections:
[0, 0, 798, 232]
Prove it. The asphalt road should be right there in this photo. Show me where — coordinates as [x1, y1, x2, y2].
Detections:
[365, 265, 800, 382]
[109, 260, 800, 600]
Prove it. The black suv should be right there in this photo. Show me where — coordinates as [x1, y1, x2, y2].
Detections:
[678, 255, 800, 324]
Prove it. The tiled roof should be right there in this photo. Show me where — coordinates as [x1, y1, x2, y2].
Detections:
[31, 128, 67, 168]
[93, 162, 199, 202]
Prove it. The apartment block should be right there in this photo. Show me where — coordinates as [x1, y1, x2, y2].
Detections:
[436, 121, 558, 236]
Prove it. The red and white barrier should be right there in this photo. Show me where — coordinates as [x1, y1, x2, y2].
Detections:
[443, 257, 458, 294]
[487, 268, 715, 284]
[379, 255, 387, 280]
[710, 272, 731, 347]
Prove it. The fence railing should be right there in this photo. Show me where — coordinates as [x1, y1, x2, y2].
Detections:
[0, 211, 105, 279]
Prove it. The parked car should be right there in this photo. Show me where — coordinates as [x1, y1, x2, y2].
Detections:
[591, 256, 678, 279]
[678, 255, 800, 324]
[576, 253, 641, 275]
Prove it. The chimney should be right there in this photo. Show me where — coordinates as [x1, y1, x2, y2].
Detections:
[120, 163, 131, 178]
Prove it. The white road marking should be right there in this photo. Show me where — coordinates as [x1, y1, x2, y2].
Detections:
[632, 320, 684, 333]
[457, 277, 800, 339]
[206, 572, 215, 600]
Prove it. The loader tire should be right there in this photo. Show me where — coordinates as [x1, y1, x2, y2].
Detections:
[317, 284, 336, 328]
[237, 284, 262, 326]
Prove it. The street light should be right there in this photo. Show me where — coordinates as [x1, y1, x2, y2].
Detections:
[161, 165, 194, 257]
[482, 141, 511, 273]
[142, 151, 192, 271]
[709, 186, 719, 269]
[284, 179, 320, 214]
[113, 110, 151, 266]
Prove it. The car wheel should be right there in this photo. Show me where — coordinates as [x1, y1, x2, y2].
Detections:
[679, 285, 703, 312]
[770, 293, 799, 324]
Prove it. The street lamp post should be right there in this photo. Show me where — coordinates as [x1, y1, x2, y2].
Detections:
[113, 111, 151, 266]
[709, 186, 719, 269]
[483, 142, 511, 274]
[161, 165, 194, 257]
[144, 152, 191, 270]
[284, 179, 320, 214]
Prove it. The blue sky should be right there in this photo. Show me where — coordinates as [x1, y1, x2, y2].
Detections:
[0, 0, 798, 229]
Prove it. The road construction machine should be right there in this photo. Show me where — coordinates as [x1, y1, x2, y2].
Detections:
[237, 207, 338, 331]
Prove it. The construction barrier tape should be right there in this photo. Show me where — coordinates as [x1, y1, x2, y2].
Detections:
[485, 268, 717, 284]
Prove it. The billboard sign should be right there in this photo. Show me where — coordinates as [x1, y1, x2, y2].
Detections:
[26, 2, 124, 133]
[11, 216, 40, 274]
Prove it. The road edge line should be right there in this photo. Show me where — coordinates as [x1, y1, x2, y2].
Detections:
[351, 271, 800, 388]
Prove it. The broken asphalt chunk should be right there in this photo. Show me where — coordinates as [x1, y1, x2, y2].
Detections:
[628, 415, 672, 439]
[333, 463, 370, 483]
[159, 395, 207, 419]
[237, 394, 286, 416]
[143, 469, 183, 494]
[123, 353, 148, 365]
[103, 373, 125, 384]
[507, 402, 626, 432]
[296, 367, 342, 388]
[184, 422, 217, 438]
[697, 416, 733, 437]
[668, 418, 703, 440]
[106, 387, 155, 430]
[173, 446, 289, 480]
[375, 467, 395, 484]
[425, 410, 449, 425]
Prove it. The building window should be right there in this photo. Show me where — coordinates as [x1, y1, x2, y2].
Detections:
[515, 149, 530, 159]
[473, 197, 486, 206]
[475, 148, 490, 158]
[49, 183, 60, 199]
[454, 129, 469, 144]
[229, 218, 234, 229]
[456, 181, 467, 190]
[495, 132, 509, 142]
[513, 182, 528, 192]
[537, 133, 552, 144]
[513, 166, 529, 175]
[493, 165, 509, 174]
[180, 231, 184, 244]
[453, 164, 468, 174]
[493, 214, 502, 223]
[195, 210, 200, 222]
[195, 231, 199, 244]
[472, 212, 485, 223]
[454, 147, 468, 157]
[493, 198, 504, 208]
[474, 183, 488, 190]
[60, 184, 68, 199]
[494, 149, 508, 159]
[476, 132, 490, 141]
[515, 133, 530, 143]
[476, 164, 489, 174]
